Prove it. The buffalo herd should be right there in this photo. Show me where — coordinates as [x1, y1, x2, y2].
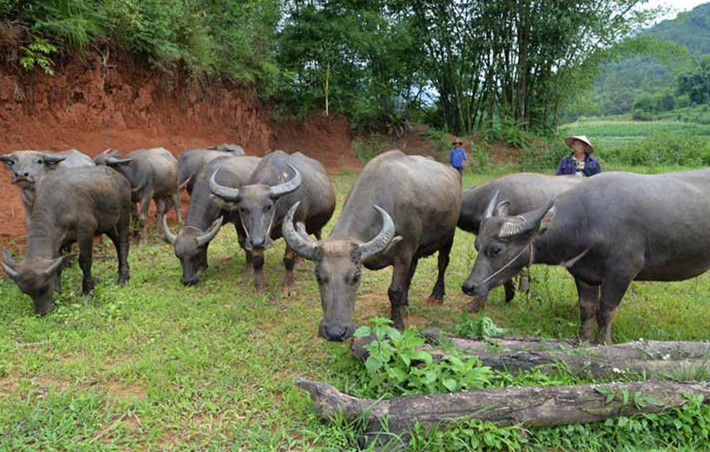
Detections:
[2, 146, 710, 344]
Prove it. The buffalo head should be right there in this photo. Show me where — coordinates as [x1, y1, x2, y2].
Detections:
[462, 192, 555, 298]
[0, 151, 67, 189]
[208, 164, 301, 250]
[2, 250, 68, 315]
[162, 216, 223, 286]
[282, 202, 397, 341]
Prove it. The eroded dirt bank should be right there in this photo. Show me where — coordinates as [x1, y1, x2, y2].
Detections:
[0, 53, 358, 244]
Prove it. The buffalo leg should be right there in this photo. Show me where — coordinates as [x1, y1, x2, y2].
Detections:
[78, 233, 96, 295]
[252, 251, 266, 292]
[388, 253, 414, 331]
[596, 273, 633, 344]
[283, 247, 297, 288]
[575, 277, 600, 342]
[427, 235, 454, 305]
[401, 258, 418, 307]
[172, 191, 183, 226]
[235, 224, 253, 270]
[155, 198, 168, 240]
[138, 191, 153, 244]
[315, 229, 322, 240]
[504, 279, 516, 303]
[106, 227, 130, 285]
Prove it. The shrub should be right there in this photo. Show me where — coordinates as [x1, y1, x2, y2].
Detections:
[520, 138, 568, 173]
[632, 108, 654, 121]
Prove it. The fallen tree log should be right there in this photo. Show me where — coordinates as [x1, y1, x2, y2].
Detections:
[350, 335, 710, 380]
[296, 378, 710, 446]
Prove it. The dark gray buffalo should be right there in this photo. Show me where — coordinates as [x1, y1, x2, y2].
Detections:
[95, 147, 181, 242]
[0, 149, 94, 228]
[462, 168, 710, 344]
[2, 166, 131, 315]
[178, 144, 246, 195]
[162, 155, 261, 285]
[282, 150, 461, 341]
[458, 173, 582, 310]
[208, 150, 335, 292]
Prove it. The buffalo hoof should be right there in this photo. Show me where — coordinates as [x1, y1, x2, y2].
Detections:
[118, 275, 130, 286]
[426, 296, 444, 306]
[464, 297, 486, 313]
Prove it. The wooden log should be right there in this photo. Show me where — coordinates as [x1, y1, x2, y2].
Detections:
[296, 378, 710, 445]
[350, 335, 710, 380]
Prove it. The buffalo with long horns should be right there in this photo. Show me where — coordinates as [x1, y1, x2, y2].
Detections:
[0, 149, 94, 229]
[162, 155, 261, 285]
[282, 150, 461, 341]
[95, 148, 181, 242]
[208, 150, 335, 292]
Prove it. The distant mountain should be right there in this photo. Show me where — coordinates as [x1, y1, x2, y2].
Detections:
[565, 2, 710, 119]
[650, 3, 710, 54]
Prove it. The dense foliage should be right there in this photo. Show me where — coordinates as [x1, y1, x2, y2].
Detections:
[1, 0, 660, 133]
[569, 3, 710, 122]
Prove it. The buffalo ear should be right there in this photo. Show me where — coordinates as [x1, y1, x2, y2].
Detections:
[0, 155, 14, 165]
[493, 200, 510, 217]
[538, 205, 556, 234]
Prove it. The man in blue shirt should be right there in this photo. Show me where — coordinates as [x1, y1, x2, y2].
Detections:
[449, 138, 467, 175]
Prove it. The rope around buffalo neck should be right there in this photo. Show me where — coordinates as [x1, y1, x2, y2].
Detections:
[476, 242, 534, 287]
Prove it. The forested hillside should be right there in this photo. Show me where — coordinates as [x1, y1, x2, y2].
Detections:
[1, 0, 658, 136]
[566, 2, 710, 121]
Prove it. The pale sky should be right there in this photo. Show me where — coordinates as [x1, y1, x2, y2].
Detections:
[641, 0, 708, 21]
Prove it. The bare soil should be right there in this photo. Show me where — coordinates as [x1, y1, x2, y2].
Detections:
[0, 53, 359, 245]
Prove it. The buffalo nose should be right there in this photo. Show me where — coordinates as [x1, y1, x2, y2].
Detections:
[462, 283, 475, 296]
[181, 276, 199, 286]
[324, 324, 348, 342]
[250, 237, 266, 249]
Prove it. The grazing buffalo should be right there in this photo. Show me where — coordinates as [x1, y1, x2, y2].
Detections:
[2, 166, 131, 315]
[95, 148, 181, 242]
[178, 145, 246, 195]
[162, 155, 261, 285]
[458, 173, 582, 309]
[0, 149, 94, 228]
[282, 150, 461, 341]
[462, 168, 710, 343]
[208, 151, 335, 292]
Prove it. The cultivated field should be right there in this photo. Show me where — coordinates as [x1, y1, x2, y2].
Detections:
[2, 169, 710, 450]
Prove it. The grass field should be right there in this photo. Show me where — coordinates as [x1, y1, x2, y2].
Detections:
[559, 119, 710, 153]
[2, 169, 710, 450]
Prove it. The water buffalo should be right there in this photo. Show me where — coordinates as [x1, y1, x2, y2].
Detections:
[461, 168, 710, 344]
[2, 166, 131, 315]
[208, 150, 335, 292]
[178, 145, 246, 195]
[282, 150, 461, 341]
[0, 149, 94, 228]
[162, 155, 261, 285]
[459, 173, 582, 310]
[95, 147, 181, 242]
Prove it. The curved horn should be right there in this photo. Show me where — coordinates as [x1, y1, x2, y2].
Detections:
[41, 153, 68, 165]
[282, 202, 318, 260]
[105, 156, 133, 166]
[196, 217, 223, 247]
[161, 215, 177, 245]
[208, 168, 241, 202]
[359, 205, 396, 261]
[1, 250, 18, 280]
[101, 148, 113, 155]
[0, 154, 14, 163]
[483, 190, 500, 220]
[499, 201, 555, 238]
[43, 256, 65, 277]
[269, 164, 301, 199]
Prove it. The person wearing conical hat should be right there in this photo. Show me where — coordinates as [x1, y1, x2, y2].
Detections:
[555, 135, 601, 177]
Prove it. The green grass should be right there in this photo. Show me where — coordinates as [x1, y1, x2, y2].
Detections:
[559, 119, 710, 153]
[2, 169, 710, 450]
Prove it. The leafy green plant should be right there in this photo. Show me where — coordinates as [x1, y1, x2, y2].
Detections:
[353, 318, 493, 397]
[454, 314, 506, 340]
[19, 37, 57, 75]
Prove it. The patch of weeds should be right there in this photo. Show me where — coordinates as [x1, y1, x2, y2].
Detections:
[454, 313, 506, 339]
